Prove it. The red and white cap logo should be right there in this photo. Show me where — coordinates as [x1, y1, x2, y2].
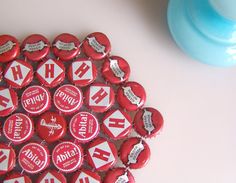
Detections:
[4, 177, 26, 183]
[69, 112, 99, 143]
[4, 60, 33, 88]
[69, 59, 97, 87]
[72, 170, 101, 183]
[0, 88, 18, 117]
[37, 170, 66, 183]
[53, 84, 83, 114]
[21, 86, 51, 115]
[36, 59, 65, 88]
[3, 113, 33, 144]
[102, 109, 132, 139]
[85, 83, 115, 113]
[18, 143, 49, 174]
[52, 142, 83, 173]
[87, 138, 117, 171]
[0, 145, 15, 173]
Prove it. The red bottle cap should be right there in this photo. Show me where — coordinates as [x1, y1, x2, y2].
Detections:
[0, 35, 20, 63]
[0, 65, 3, 82]
[36, 169, 67, 183]
[69, 112, 99, 143]
[0, 87, 18, 117]
[134, 107, 164, 138]
[21, 34, 50, 61]
[103, 168, 135, 183]
[36, 112, 67, 143]
[101, 109, 132, 140]
[102, 56, 130, 84]
[21, 85, 51, 115]
[3, 172, 32, 183]
[4, 60, 33, 88]
[52, 33, 80, 61]
[82, 32, 111, 60]
[120, 137, 150, 169]
[117, 81, 146, 111]
[18, 142, 50, 174]
[36, 58, 65, 88]
[53, 84, 83, 115]
[71, 169, 101, 183]
[3, 113, 34, 145]
[84, 83, 115, 113]
[0, 143, 16, 175]
[52, 141, 83, 173]
[68, 58, 97, 87]
[87, 138, 118, 171]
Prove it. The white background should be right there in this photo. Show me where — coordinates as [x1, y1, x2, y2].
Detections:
[0, 0, 236, 182]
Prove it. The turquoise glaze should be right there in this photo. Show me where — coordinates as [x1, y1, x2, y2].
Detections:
[168, 0, 236, 66]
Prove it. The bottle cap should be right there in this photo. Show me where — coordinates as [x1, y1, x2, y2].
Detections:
[82, 32, 111, 60]
[101, 109, 132, 140]
[0, 87, 18, 117]
[68, 58, 97, 87]
[18, 142, 50, 174]
[4, 60, 33, 88]
[36, 169, 67, 183]
[84, 83, 115, 113]
[21, 34, 50, 61]
[134, 107, 164, 138]
[0, 35, 20, 63]
[36, 112, 67, 143]
[117, 81, 146, 111]
[3, 113, 34, 145]
[36, 58, 65, 88]
[53, 84, 83, 115]
[52, 33, 80, 61]
[52, 141, 83, 173]
[120, 137, 150, 169]
[71, 169, 101, 183]
[21, 85, 51, 115]
[102, 56, 130, 84]
[3, 172, 32, 183]
[0, 143, 16, 175]
[86, 138, 118, 171]
[103, 168, 135, 183]
[69, 111, 99, 143]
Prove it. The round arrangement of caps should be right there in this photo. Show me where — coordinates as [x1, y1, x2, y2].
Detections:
[0, 32, 164, 182]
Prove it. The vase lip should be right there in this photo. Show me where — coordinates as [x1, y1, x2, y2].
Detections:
[209, 0, 236, 21]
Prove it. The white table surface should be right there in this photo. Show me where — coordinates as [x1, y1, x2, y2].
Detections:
[1, 0, 236, 182]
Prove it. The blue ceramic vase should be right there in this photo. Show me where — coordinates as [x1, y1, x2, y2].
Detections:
[168, 0, 236, 66]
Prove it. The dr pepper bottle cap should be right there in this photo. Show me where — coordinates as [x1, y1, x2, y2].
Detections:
[21, 34, 50, 61]
[134, 107, 164, 138]
[101, 109, 132, 140]
[82, 32, 111, 60]
[68, 58, 97, 87]
[84, 83, 115, 113]
[102, 56, 130, 84]
[120, 137, 150, 169]
[103, 168, 135, 183]
[21, 85, 51, 115]
[36, 169, 67, 183]
[117, 81, 146, 111]
[0, 87, 18, 117]
[53, 84, 83, 115]
[0, 143, 16, 175]
[18, 142, 50, 174]
[36, 58, 65, 88]
[52, 141, 83, 173]
[4, 60, 33, 88]
[71, 169, 101, 183]
[3, 172, 32, 183]
[69, 111, 99, 143]
[0, 35, 20, 63]
[52, 33, 80, 61]
[3, 113, 34, 145]
[86, 137, 118, 171]
[36, 112, 67, 143]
